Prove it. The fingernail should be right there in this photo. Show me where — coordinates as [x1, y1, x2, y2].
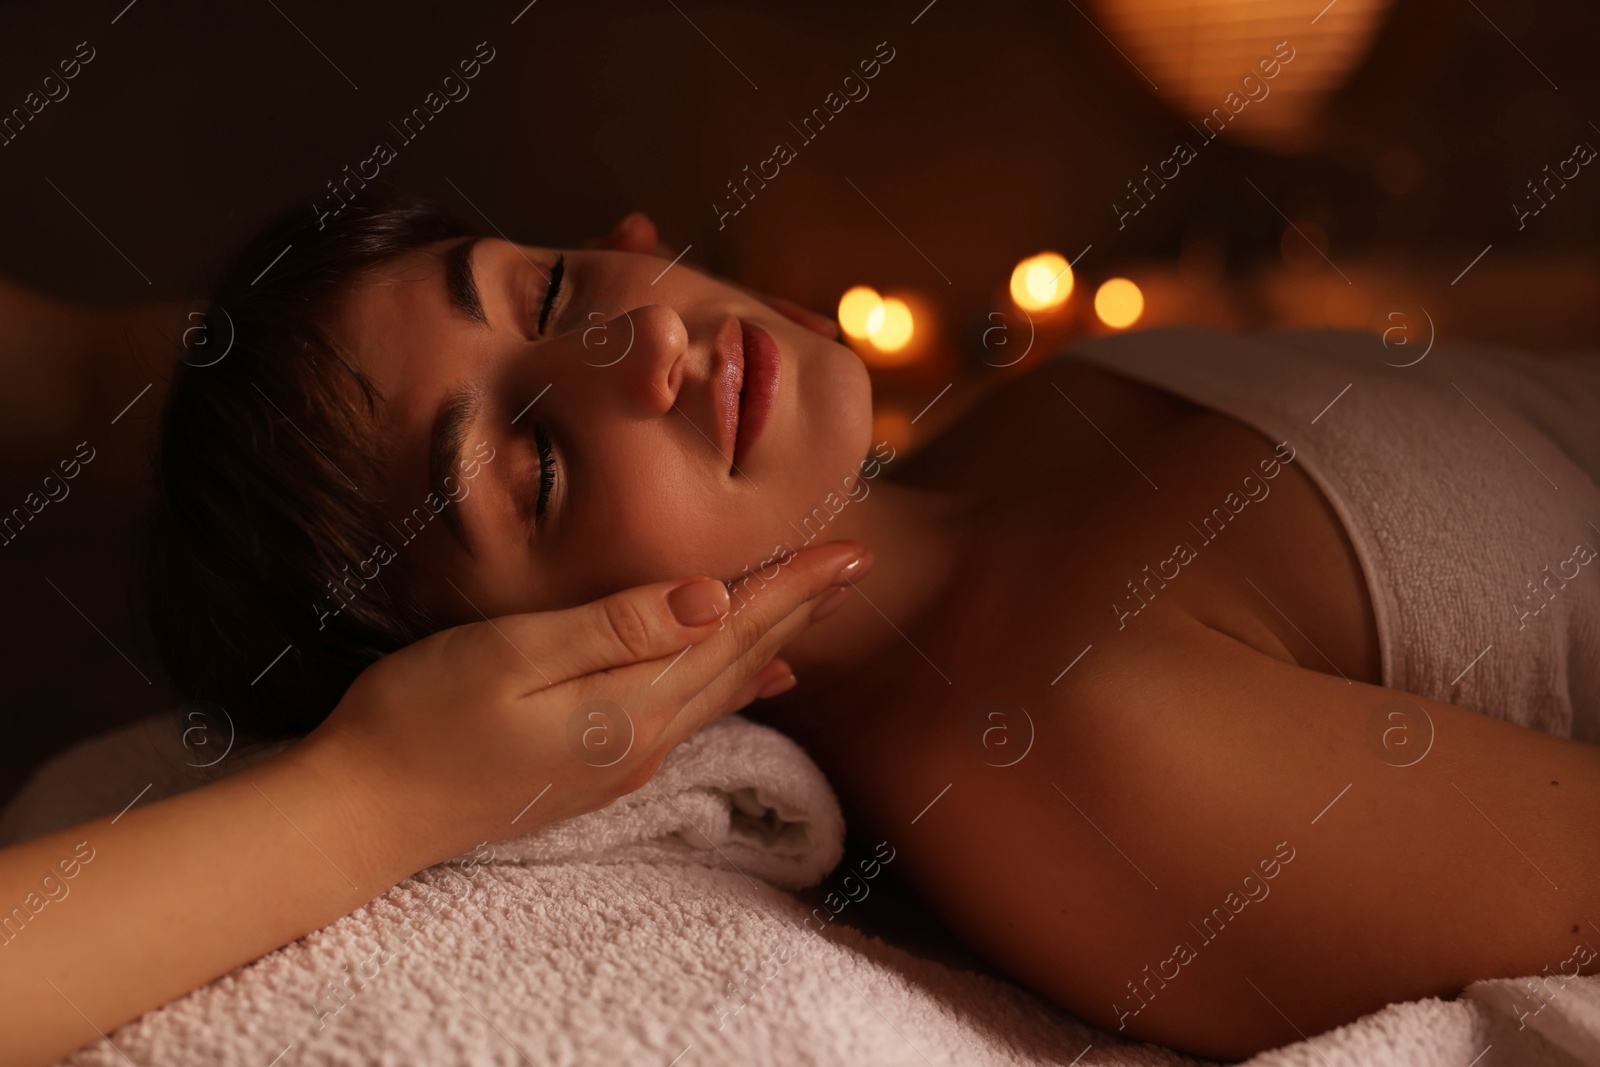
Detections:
[831, 549, 874, 586]
[668, 577, 730, 626]
[758, 670, 798, 699]
[810, 587, 849, 621]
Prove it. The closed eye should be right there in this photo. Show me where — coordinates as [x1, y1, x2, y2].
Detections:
[538, 254, 565, 336]
[533, 422, 557, 523]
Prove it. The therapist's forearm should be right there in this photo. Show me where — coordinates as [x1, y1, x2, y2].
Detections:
[0, 281, 95, 459]
[0, 279, 183, 477]
[0, 732, 434, 1067]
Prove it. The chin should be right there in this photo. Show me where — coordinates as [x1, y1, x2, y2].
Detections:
[726, 332, 872, 573]
[806, 339, 874, 476]
[775, 341, 874, 553]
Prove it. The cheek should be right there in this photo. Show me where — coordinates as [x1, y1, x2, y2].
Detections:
[562, 342, 873, 595]
[574, 455, 759, 590]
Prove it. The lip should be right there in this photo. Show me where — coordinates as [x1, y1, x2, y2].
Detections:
[710, 317, 780, 473]
[734, 321, 780, 468]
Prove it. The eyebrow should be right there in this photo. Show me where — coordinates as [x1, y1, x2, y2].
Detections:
[428, 385, 483, 554]
[444, 236, 489, 328]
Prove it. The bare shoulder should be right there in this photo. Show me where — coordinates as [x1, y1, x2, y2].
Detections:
[891, 352, 1205, 493]
[889, 608, 1600, 1060]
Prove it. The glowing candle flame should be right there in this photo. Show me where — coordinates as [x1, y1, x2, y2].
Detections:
[838, 286, 885, 340]
[1009, 253, 1073, 311]
[1094, 278, 1144, 329]
[873, 297, 914, 352]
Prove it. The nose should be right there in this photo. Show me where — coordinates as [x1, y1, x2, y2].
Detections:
[579, 304, 686, 416]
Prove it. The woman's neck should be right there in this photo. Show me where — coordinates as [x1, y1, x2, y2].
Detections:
[761, 475, 979, 693]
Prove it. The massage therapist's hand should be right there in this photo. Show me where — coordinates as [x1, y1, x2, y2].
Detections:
[1, 545, 877, 1067]
[303, 539, 872, 870]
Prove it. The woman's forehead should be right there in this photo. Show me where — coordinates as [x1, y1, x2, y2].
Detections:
[327, 244, 474, 441]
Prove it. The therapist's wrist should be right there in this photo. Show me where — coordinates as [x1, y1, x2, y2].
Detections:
[258, 724, 447, 890]
[84, 300, 186, 415]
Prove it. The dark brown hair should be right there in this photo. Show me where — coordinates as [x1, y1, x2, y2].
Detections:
[143, 188, 483, 744]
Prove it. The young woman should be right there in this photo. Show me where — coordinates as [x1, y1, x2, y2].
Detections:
[0, 219, 862, 1067]
[17, 191, 1600, 1062]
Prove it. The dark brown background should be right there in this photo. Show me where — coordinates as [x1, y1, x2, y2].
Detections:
[2, 0, 1596, 805]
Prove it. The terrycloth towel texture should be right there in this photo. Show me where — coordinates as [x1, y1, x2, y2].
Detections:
[5, 711, 1599, 1066]
[1062, 327, 1600, 743]
[0, 709, 843, 889]
[476, 710, 846, 887]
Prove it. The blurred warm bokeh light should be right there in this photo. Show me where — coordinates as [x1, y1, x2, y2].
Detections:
[872, 297, 915, 353]
[1087, 0, 1396, 150]
[1094, 277, 1145, 328]
[872, 405, 916, 453]
[841, 285, 924, 367]
[838, 286, 885, 341]
[1009, 252, 1074, 312]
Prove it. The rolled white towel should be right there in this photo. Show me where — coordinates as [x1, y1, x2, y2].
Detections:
[490, 712, 845, 889]
[0, 712, 844, 890]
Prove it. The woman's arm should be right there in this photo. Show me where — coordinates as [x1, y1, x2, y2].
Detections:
[906, 607, 1600, 1060]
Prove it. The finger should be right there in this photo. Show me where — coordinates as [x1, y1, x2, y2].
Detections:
[487, 540, 863, 688]
[489, 573, 735, 686]
[651, 578, 836, 750]
[759, 668, 799, 699]
[643, 542, 869, 744]
[714, 658, 794, 722]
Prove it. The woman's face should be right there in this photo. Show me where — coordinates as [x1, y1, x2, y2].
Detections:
[331, 236, 873, 624]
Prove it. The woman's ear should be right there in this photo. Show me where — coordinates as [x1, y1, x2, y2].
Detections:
[597, 212, 841, 340]
[759, 294, 841, 340]
[602, 212, 666, 255]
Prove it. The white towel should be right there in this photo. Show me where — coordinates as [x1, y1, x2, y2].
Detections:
[486, 711, 843, 889]
[1062, 327, 1600, 743]
[8, 711, 1600, 1065]
[0, 710, 844, 889]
